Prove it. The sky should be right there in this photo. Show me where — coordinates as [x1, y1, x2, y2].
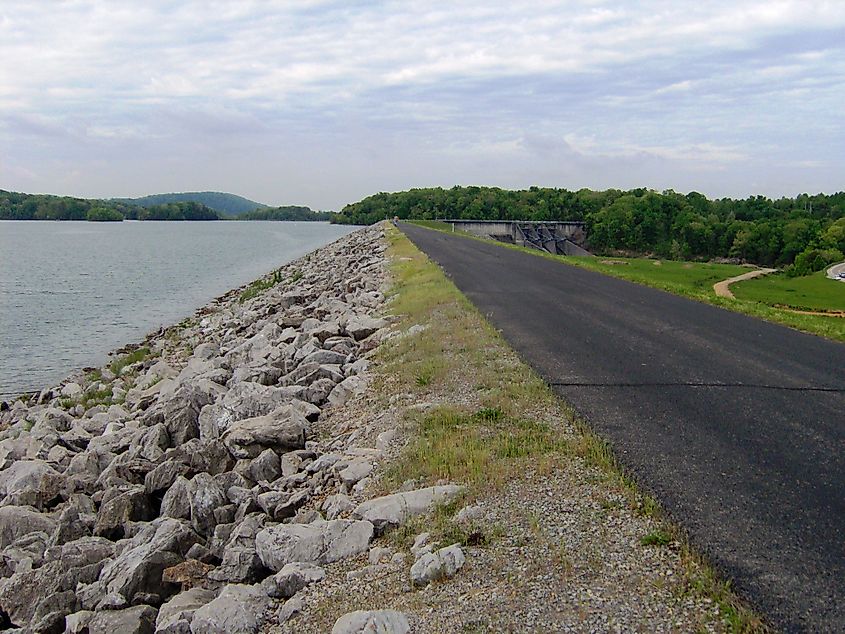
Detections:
[0, 1, 843, 210]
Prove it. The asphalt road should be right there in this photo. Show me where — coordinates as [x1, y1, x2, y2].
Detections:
[827, 261, 845, 281]
[400, 223, 845, 633]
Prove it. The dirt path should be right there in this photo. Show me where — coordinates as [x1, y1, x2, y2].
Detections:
[713, 268, 777, 299]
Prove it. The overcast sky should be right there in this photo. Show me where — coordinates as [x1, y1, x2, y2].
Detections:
[1, 1, 843, 210]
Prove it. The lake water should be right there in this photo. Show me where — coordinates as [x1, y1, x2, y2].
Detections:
[0, 221, 356, 398]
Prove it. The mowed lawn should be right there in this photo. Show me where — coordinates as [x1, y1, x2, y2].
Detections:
[565, 256, 748, 295]
[732, 270, 845, 312]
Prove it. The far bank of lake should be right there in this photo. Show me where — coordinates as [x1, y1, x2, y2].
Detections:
[0, 220, 355, 397]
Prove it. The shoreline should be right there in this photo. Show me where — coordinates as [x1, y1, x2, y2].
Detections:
[0, 221, 358, 401]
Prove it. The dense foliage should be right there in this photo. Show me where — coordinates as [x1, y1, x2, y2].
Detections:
[86, 207, 124, 222]
[129, 201, 219, 221]
[334, 186, 845, 270]
[239, 206, 331, 221]
[114, 191, 266, 216]
[0, 190, 220, 221]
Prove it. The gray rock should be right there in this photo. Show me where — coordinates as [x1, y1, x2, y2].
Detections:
[453, 503, 484, 525]
[0, 559, 64, 625]
[145, 461, 191, 496]
[161, 386, 213, 446]
[94, 486, 153, 540]
[255, 519, 374, 572]
[197, 383, 300, 441]
[331, 610, 410, 634]
[352, 485, 465, 534]
[409, 543, 465, 587]
[97, 518, 200, 606]
[86, 604, 158, 634]
[337, 459, 374, 489]
[189, 584, 270, 634]
[261, 561, 325, 598]
[375, 429, 396, 452]
[344, 315, 388, 341]
[322, 493, 355, 520]
[65, 610, 95, 634]
[160, 476, 191, 520]
[0, 505, 57, 548]
[327, 375, 367, 408]
[221, 406, 308, 459]
[61, 382, 83, 398]
[0, 459, 62, 508]
[155, 587, 217, 634]
[248, 448, 280, 483]
[186, 473, 227, 537]
[301, 349, 348, 366]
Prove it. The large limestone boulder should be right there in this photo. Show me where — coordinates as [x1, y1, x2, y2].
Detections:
[86, 605, 159, 634]
[0, 505, 57, 548]
[221, 406, 307, 459]
[331, 610, 410, 634]
[255, 519, 374, 572]
[0, 459, 63, 508]
[186, 473, 227, 537]
[95, 519, 200, 607]
[351, 485, 465, 534]
[197, 383, 302, 441]
[189, 584, 270, 634]
[156, 587, 217, 634]
[344, 315, 388, 341]
[94, 486, 153, 540]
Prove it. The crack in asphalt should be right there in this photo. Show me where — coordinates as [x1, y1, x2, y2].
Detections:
[549, 381, 845, 392]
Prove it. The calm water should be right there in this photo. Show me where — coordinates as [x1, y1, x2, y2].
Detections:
[0, 221, 355, 397]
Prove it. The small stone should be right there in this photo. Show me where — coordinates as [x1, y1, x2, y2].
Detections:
[409, 543, 465, 587]
[261, 562, 325, 598]
[331, 609, 410, 634]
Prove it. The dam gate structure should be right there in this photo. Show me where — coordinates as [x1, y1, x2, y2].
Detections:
[444, 220, 591, 256]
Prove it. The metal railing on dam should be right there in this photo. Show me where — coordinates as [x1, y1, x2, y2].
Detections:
[442, 220, 591, 256]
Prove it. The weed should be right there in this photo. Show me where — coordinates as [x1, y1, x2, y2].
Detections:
[109, 347, 151, 376]
[641, 530, 672, 547]
[473, 406, 504, 422]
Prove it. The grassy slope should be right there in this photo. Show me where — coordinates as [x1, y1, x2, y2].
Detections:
[407, 221, 845, 343]
[732, 269, 845, 312]
[381, 225, 766, 632]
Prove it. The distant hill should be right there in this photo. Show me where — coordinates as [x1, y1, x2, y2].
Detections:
[239, 206, 331, 221]
[115, 192, 267, 216]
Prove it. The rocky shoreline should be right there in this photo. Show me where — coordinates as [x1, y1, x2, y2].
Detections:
[0, 224, 438, 633]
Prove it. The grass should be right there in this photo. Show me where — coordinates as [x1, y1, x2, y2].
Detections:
[109, 346, 152, 376]
[732, 269, 845, 312]
[239, 267, 304, 303]
[641, 530, 673, 546]
[381, 223, 767, 633]
[408, 219, 453, 231]
[407, 220, 845, 343]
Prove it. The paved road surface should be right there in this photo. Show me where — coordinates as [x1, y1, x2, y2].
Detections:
[827, 261, 845, 281]
[400, 223, 845, 633]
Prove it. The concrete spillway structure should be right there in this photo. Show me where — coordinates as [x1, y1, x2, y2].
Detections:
[444, 220, 591, 256]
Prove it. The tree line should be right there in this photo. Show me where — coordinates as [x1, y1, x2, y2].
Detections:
[333, 186, 845, 274]
[239, 206, 331, 221]
[0, 191, 219, 221]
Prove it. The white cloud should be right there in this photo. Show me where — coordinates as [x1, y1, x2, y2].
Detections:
[0, 1, 843, 206]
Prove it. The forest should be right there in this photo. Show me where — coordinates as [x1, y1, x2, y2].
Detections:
[333, 186, 845, 274]
[238, 206, 331, 221]
[0, 191, 219, 221]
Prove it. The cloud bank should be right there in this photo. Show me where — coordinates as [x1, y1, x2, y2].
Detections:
[1, 1, 843, 208]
